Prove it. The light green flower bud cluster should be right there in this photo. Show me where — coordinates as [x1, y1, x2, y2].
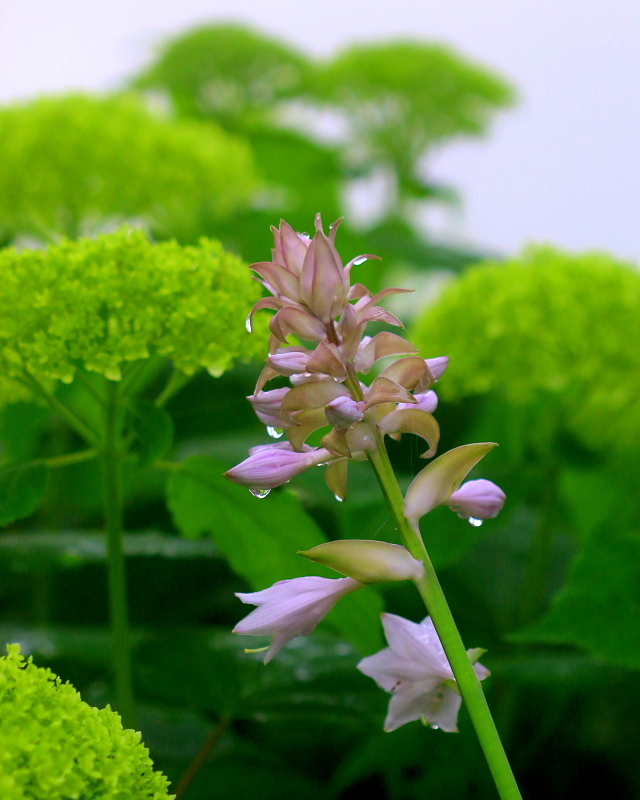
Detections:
[0, 644, 173, 799]
[0, 94, 257, 241]
[0, 228, 265, 395]
[413, 246, 640, 452]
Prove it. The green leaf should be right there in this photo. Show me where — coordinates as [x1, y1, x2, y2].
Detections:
[0, 402, 51, 463]
[0, 462, 47, 526]
[131, 400, 174, 467]
[0, 531, 218, 572]
[511, 527, 640, 670]
[167, 456, 384, 653]
[136, 627, 382, 722]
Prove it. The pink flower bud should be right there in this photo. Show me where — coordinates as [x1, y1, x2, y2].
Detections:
[325, 396, 365, 429]
[447, 479, 506, 520]
[234, 575, 363, 662]
[225, 443, 332, 490]
[426, 356, 449, 381]
[247, 388, 290, 427]
[398, 390, 438, 413]
[267, 350, 310, 375]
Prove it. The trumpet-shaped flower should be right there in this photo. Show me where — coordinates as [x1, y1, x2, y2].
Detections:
[234, 575, 363, 662]
[358, 613, 489, 732]
[447, 479, 506, 520]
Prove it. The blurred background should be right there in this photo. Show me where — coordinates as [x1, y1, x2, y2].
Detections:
[1, 2, 640, 798]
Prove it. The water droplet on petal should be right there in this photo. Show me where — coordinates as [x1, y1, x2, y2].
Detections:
[249, 488, 271, 499]
[468, 517, 483, 527]
[267, 426, 284, 439]
[333, 494, 344, 503]
[353, 256, 369, 266]
[245, 315, 253, 333]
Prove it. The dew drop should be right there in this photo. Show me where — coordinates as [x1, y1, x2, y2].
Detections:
[245, 315, 253, 333]
[267, 426, 284, 439]
[430, 724, 440, 730]
[353, 256, 369, 266]
[468, 517, 483, 527]
[334, 494, 344, 503]
[249, 488, 271, 499]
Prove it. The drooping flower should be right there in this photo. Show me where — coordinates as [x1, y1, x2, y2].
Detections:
[357, 613, 489, 732]
[225, 442, 333, 490]
[234, 575, 363, 662]
[447, 479, 506, 520]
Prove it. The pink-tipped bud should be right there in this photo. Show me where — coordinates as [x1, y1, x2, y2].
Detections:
[325, 397, 364, 430]
[426, 356, 449, 381]
[447, 479, 506, 520]
[225, 444, 332, 490]
[398, 390, 438, 413]
[248, 388, 290, 427]
[267, 351, 310, 376]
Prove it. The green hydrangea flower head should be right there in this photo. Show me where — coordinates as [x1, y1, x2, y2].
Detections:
[0, 644, 173, 799]
[413, 246, 640, 453]
[0, 93, 257, 241]
[0, 227, 265, 400]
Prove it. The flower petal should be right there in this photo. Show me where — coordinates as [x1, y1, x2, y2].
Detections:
[379, 408, 440, 458]
[384, 680, 446, 732]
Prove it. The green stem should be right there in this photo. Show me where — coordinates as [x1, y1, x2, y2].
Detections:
[366, 431, 522, 800]
[18, 372, 100, 446]
[101, 379, 135, 728]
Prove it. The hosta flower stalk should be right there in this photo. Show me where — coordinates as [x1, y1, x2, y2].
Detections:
[229, 215, 521, 800]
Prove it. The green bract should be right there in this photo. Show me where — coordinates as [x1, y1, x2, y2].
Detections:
[0, 94, 257, 241]
[414, 246, 640, 452]
[0, 228, 264, 391]
[0, 644, 173, 799]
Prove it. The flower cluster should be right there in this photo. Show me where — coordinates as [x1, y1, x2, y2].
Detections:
[227, 215, 503, 516]
[413, 246, 640, 454]
[227, 216, 505, 732]
[0, 227, 265, 402]
[0, 644, 172, 799]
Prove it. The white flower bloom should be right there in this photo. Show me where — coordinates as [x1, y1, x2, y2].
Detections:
[234, 575, 363, 663]
[357, 613, 489, 732]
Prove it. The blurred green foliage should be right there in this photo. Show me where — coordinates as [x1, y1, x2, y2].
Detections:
[317, 41, 515, 217]
[0, 94, 256, 242]
[0, 644, 172, 798]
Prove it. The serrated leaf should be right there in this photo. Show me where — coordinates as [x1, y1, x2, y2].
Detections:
[511, 527, 640, 670]
[167, 456, 384, 653]
[0, 462, 47, 525]
[131, 400, 174, 467]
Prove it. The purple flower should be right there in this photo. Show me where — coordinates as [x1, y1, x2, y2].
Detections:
[398, 390, 438, 414]
[325, 396, 365, 429]
[426, 356, 449, 381]
[225, 443, 332, 490]
[247, 388, 290, 427]
[234, 575, 363, 662]
[358, 613, 489, 732]
[447, 479, 506, 520]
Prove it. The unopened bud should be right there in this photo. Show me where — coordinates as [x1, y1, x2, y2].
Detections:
[447, 479, 506, 520]
[299, 540, 424, 584]
[426, 356, 449, 381]
[325, 396, 364, 429]
[226, 444, 331, 490]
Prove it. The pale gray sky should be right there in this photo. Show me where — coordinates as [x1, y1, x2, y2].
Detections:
[1, 0, 639, 261]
